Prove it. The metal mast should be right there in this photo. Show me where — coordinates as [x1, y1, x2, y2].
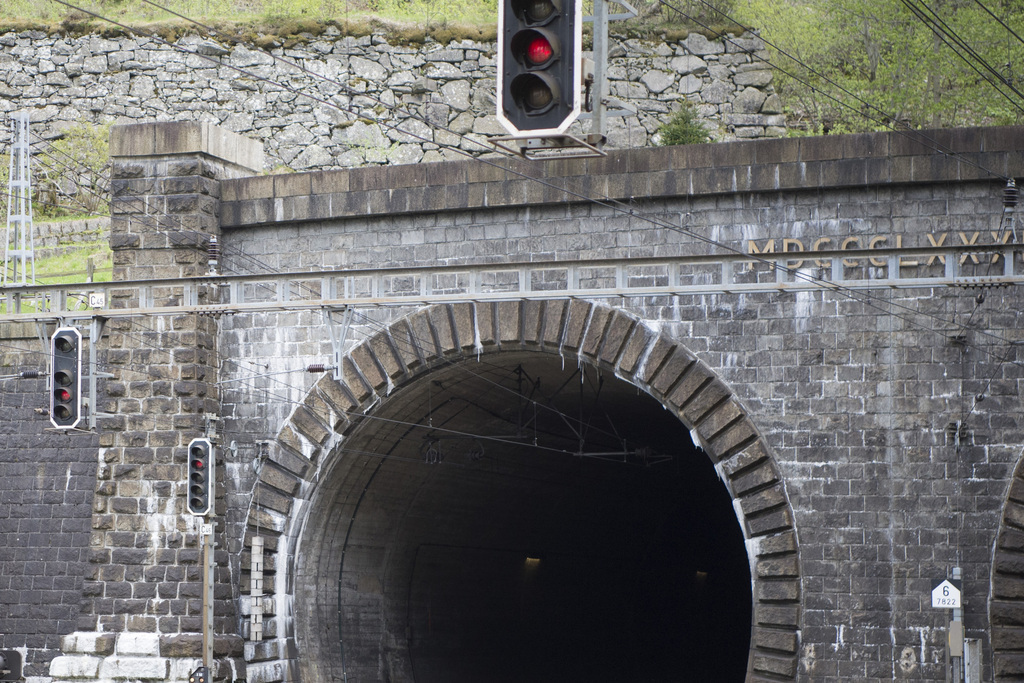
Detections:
[4, 112, 35, 287]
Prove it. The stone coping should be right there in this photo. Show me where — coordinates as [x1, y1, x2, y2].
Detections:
[111, 121, 265, 173]
[217, 126, 1024, 228]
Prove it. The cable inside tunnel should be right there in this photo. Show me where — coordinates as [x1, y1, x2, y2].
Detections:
[301, 352, 752, 682]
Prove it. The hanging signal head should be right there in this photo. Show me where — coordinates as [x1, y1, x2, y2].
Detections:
[186, 438, 215, 516]
[497, 0, 582, 135]
[50, 327, 83, 429]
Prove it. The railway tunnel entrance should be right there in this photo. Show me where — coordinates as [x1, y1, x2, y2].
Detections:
[293, 351, 752, 682]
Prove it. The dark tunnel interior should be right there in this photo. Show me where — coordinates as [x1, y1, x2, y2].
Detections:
[325, 352, 752, 683]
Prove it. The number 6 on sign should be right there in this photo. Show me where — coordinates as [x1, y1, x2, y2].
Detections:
[931, 579, 962, 609]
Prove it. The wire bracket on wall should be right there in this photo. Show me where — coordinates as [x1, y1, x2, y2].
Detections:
[490, 133, 607, 160]
[323, 306, 354, 382]
[87, 316, 115, 431]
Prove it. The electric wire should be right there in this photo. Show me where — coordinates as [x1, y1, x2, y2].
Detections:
[12, 135, 1024, 393]
[13, 1, 1024, 452]
[3, 301, 647, 461]
[39, 0, 1024, 368]
[9, 11, 1024, 650]
[674, 0, 1024, 589]
[14, 13, 1015, 671]
[970, 0, 1024, 50]
[10, 143, 659, 450]
[897, 0, 1024, 111]
[662, 0, 1023, 162]
[28, 3, 1018, 275]
[12, 10, 1024, 651]
[912, 0, 1023, 95]
[14, 145, 1024, 396]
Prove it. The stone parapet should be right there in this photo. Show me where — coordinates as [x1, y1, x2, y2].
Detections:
[220, 125, 1024, 228]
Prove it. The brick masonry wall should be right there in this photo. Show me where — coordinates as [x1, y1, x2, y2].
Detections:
[0, 324, 98, 680]
[214, 126, 1024, 682]
[2, 122, 1023, 682]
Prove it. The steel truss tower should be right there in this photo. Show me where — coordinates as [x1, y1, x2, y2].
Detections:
[4, 112, 35, 287]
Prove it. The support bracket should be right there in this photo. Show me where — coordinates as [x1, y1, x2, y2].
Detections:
[87, 317, 115, 431]
[324, 306, 354, 382]
[490, 133, 607, 160]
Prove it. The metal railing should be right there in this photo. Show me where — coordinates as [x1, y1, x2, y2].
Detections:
[1, 244, 1020, 323]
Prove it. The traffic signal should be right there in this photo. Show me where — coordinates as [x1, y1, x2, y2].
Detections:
[497, 0, 582, 135]
[50, 326, 82, 429]
[0, 650, 22, 681]
[188, 666, 210, 683]
[187, 438, 214, 516]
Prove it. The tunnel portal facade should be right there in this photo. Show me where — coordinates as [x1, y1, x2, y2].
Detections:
[5, 122, 1024, 683]
[252, 301, 799, 682]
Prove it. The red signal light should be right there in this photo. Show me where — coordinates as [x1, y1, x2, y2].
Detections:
[498, 0, 581, 134]
[55, 388, 72, 403]
[186, 438, 214, 516]
[526, 35, 553, 65]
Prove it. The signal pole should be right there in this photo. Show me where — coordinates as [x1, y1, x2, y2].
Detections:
[590, 0, 610, 138]
[584, 0, 637, 140]
[201, 521, 214, 670]
[187, 438, 216, 677]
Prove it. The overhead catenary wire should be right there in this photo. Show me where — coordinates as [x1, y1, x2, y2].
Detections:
[10, 135, 661, 449]
[38, 0, 1024, 365]
[970, 0, 1024, 50]
[6, 4, 1022, 439]
[673, 0, 1024, 590]
[897, 0, 1024, 111]
[0, 297, 646, 460]
[11, 1, 1024, 448]
[662, 0, 1024, 158]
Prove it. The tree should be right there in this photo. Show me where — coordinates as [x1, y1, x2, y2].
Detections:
[736, 0, 1024, 133]
[656, 102, 712, 145]
[40, 122, 111, 217]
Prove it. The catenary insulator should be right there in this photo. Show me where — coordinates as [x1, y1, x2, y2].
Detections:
[207, 235, 221, 273]
[1003, 179, 1019, 208]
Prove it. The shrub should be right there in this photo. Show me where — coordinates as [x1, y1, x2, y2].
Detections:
[656, 102, 711, 146]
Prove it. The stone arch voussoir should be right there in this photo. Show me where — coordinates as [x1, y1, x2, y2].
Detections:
[242, 300, 802, 682]
[991, 457, 1024, 681]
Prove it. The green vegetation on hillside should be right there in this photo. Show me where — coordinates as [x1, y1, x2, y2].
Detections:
[0, 0, 742, 44]
[1, 122, 110, 222]
[656, 101, 711, 145]
[1, 0, 501, 44]
[733, 0, 1024, 133]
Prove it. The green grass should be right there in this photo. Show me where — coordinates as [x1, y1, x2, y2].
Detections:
[5, 240, 112, 286]
[1, 241, 111, 315]
[37, 242, 113, 284]
[0, 0, 725, 43]
[1, 0, 501, 39]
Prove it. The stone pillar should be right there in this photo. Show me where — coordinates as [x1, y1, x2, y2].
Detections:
[49, 122, 263, 683]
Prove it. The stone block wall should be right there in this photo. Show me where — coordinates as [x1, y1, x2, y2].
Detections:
[212, 126, 1024, 682]
[0, 27, 782, 171]
[2, 121, 1024, 682]
[0, 323, 98, 680]
[31, 218, 110, 259]
[42, 122, 265, 682]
